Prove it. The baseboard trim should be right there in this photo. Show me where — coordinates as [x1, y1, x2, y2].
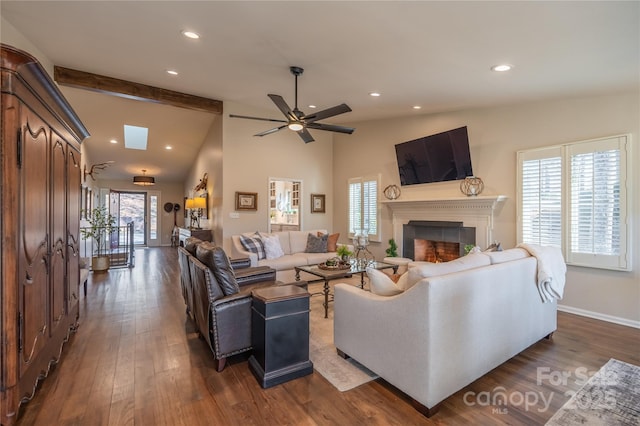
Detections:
[558, 304, 640, 329]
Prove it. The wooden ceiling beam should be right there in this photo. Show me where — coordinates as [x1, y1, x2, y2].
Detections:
[53, 66, 222, 115]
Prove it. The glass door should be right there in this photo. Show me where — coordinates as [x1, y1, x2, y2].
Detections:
[109, 190, 147, 246]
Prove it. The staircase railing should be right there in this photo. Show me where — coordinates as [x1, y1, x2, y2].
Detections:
[81, 222, 135, 269]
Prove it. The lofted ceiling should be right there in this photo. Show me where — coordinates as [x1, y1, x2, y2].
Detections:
[2, 1, 638, 183]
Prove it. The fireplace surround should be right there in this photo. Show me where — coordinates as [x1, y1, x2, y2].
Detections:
[382, 195, 506, 259]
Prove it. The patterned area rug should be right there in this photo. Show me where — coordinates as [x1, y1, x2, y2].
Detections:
[546, 358, 640, 425]
[308, 280, 378, 392]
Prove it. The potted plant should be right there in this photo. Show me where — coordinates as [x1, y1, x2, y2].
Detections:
[336, 245, 353, 262]
[81, 205, 116, 272]
[385, 238, 398, 258]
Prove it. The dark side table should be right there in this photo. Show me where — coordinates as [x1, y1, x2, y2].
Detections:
[248, 285, 313, 388]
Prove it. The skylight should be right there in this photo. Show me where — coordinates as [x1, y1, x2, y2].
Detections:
[124, 125, 148, 150]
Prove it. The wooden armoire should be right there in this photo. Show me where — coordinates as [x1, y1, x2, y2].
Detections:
[1, 44, 89, 425]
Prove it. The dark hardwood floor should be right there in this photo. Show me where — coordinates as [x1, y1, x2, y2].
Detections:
[15, 247, 640, 425]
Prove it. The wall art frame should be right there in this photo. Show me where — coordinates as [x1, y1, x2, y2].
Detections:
[311, 193, 325, 213]
[236, 191, 257, 211]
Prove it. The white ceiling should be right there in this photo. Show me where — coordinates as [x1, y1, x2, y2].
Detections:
[2, 1, 638, 183]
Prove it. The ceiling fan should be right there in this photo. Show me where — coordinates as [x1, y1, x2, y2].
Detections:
[229, 66, 355, 143]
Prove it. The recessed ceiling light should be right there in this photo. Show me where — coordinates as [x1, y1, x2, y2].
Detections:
[109, 139, 118, 144]
[491, 64, 512, 72]
[369, 92, 381, 97]
[308, 105, 317, 109]
[181, 30, 200, 39]
[165, 145, 173, 150]
[166, 70, 178, 76]
[413, 105, 422, 110]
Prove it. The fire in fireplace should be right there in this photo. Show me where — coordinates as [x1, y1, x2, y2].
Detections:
[414, 239, 460, 263]
[403, 221, 475, 261]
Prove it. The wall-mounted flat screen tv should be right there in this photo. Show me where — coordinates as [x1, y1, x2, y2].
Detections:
[394, 126, 473, 186]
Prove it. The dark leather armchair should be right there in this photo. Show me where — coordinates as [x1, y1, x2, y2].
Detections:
[178, 239, 304, 372]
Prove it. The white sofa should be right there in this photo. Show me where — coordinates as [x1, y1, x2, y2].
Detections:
[333, 248, 559, 417]
[231, 229, 350, 282]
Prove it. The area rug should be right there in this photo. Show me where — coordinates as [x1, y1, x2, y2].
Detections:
[545, 358, 640, 425]
[307, 280, 378, 392]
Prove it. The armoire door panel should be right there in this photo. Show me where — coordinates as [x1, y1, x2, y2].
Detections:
[51, 137, 67, 331]
[67, 146, 81, 309]
[19, 109, 49, 374]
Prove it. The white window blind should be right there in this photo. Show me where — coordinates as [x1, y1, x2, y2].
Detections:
[520, 150, 562, 247]
[348, 175, 380, 242]
[517, 135, 630, 271]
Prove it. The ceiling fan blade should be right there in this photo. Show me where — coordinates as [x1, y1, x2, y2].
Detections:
[229, 114, 287, 124]
[307, 122, 355, 134]
[268, 94, 296, 121]
[303, 103, 352, 123]
[255, 125, 288, 137]
[297, 128, 315, 143]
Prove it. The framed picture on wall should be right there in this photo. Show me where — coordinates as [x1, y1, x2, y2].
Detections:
[311, 194, 325, 213]
[236, 192, 257, 211]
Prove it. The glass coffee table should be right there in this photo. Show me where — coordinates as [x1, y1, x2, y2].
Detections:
[295, 260, 398, 318]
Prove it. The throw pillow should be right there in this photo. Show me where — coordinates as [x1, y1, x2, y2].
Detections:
[305, 233, 328, 253]
[239, 234, 266, 260]
[367, 267, 403, 296]
[395, 271, 417, 291]
[318, 232, 340, 252]
[261, 234, 284, 260]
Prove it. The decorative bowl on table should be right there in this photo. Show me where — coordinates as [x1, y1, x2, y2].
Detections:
[318, 257, 351, 270]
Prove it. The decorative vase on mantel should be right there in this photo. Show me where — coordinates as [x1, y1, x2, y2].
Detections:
[460, 176, 484, 196]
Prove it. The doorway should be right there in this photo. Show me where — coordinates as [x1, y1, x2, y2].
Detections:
[268, 178, 302, 232]
[109, 190, 148, 245]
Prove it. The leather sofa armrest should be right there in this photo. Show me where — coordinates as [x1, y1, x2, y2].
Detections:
[230, 257, 252, 270]
[209, 294, 253, 358]
[235, 266, 276, 286]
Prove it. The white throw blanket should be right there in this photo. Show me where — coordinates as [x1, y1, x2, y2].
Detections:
[517, 243, 567, 303]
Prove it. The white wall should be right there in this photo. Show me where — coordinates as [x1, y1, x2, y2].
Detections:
[334, 92, 640, 325]
[219, 101, 335, 253]
[184, 114, 223, 245]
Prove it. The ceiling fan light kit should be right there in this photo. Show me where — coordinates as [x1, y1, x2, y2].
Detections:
[230, 66, 355, 143]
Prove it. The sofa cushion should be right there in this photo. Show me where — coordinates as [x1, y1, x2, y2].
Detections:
[196, 242, 240, 296]
[261, 233, 284, 259]
[408, 252, 491, 284]
[239, 234, 266, 260]
[305, 233, 328, 253]
[184, 237, 202, 255]
[486, 248, 530, 264]
[318, 232, 340, 252]
[305, 252, 337, 265]
[367, 267, 403, 296]
[258, 252, 308, 271]
[289, 231, 310, 254]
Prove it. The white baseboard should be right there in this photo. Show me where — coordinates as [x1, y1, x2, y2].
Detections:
[557, 304, 640, 329]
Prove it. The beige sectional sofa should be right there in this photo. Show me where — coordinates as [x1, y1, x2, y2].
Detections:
[334, 248, 561, 417]
[231, 229, 351, 282]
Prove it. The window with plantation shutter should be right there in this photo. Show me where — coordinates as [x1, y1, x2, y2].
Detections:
[519, 149, 562, 247]
[348, 175, 380, 242]
[517, 135, 630, 271]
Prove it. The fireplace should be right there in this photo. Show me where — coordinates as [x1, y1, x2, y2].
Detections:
[403, 221, 475, 261]
[382, 195, 506, 259]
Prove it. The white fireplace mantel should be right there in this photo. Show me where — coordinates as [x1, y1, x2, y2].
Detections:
[381, 195, 507, 254]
